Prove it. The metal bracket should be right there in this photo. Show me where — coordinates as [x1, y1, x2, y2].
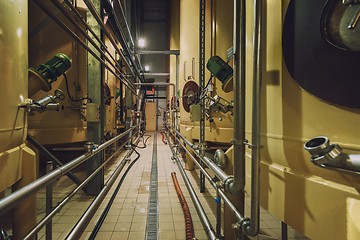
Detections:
[243, 139, 263, 149]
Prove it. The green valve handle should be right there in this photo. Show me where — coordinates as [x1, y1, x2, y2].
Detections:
[34, 53, 72, 86]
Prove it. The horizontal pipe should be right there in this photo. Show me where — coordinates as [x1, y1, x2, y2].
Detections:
[23, 139, 130, 240]
[174, 130, 234, 189]
[0, 126, 136, 216]
[32, 0, 136, 94]
[166, 135, 218, 240]
[137, 50, 180, 55]
[66, 137, 140, 240]
[142, 73, 170, 77]
[170, 131, 245, 224]
[27, 134, 82, 187]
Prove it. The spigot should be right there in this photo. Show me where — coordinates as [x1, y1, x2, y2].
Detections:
[19, 89, 65, 113]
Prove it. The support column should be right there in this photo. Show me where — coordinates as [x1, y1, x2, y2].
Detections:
[199, 0, 206, 193]
[86, 0, 104, 195]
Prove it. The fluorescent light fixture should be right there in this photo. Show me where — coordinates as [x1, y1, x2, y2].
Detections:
[138, 38, 146, 48]
[144, 65, 150, 72]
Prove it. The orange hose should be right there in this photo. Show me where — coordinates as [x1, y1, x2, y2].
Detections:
[161, 132, 167, 144]
[171, 172, 195, 240]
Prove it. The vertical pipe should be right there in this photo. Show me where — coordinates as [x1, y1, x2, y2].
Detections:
[216, 188, 221, 236]
[282, 222, 288, 240]
[246, 0, 263, 236]
[175, 55, 180, 131]
[231, 0, 246, 194]
[46, 161, 53, 240]
[86, 0, 104, 195]
[231, 0, 246, 239]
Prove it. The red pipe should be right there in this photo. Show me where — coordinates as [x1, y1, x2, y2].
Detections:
[171, 172, 195, 240]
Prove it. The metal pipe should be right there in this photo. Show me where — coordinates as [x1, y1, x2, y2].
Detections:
[170, 131, 245, 224]
[216, 188, 221, 236]
[27, 134, 82, 186]
[101, 0, 143, 81]
[134, 82, 177, 131]
[32, 0, 137, 93]
[176, 55, 180, 131]
[45, 161, 53, 240]
[230, 0, 247, 195]
[81, 0, 139, 80]
[0, 127, 135, 216]
[167, 135, 218, 240]
[50, 0, 122, 75]
[66, 138, 139, 240]
[304, 136, 360, 174]
[23, 140, 129, 240]
[137, 50, 180, 55]
[244, 0, 263, 236]
[174, 130, 233, 188]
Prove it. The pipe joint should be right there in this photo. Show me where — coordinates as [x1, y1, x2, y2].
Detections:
[304, 136, 360, 173]
[224, 176, 243, 194]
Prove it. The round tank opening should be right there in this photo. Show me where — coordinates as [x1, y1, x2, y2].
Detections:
[305, 137, 327, 149]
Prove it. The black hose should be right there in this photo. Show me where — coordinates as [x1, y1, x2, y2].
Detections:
[88, 148, 141, 240]
[63, 73, 92, 103]
[131, 134, 151, 149]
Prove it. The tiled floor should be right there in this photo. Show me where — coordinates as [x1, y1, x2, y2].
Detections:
[1, 131, 309, 240]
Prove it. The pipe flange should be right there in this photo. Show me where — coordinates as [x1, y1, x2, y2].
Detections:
[84, 142, 95, 153]
[310, 144, 343, 167]
[223, 176, 234, 192]
[241, 218, 251, 234]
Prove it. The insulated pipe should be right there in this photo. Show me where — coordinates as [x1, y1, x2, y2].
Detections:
[0, 126, 136, 216]
[244, 0, 263, 236]
[167, 135, 218, 240]
[230, 0, 247, 195]
[22, 139, 130, 240]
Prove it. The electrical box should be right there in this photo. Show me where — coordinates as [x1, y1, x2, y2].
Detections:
[86, 103, 100, 122]
[190, 104, 201, 122]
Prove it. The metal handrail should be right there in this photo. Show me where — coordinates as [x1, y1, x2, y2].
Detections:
[171, 131, 245, 224]
[174, 130, 234, 190]
[0, 126, 136, 216]
[23, 137, 132, 240]
[166, 134, 218, 240]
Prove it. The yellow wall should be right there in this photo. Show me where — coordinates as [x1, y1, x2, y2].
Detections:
[172, 0, 360, 239]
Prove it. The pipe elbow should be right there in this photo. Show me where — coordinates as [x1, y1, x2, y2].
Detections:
[225, 177, 244, 195]
[304, 136, 360, 173]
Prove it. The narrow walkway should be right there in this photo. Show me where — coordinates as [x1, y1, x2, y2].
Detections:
[79, 132, 210, 240]
[30, 131, 309, 240]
